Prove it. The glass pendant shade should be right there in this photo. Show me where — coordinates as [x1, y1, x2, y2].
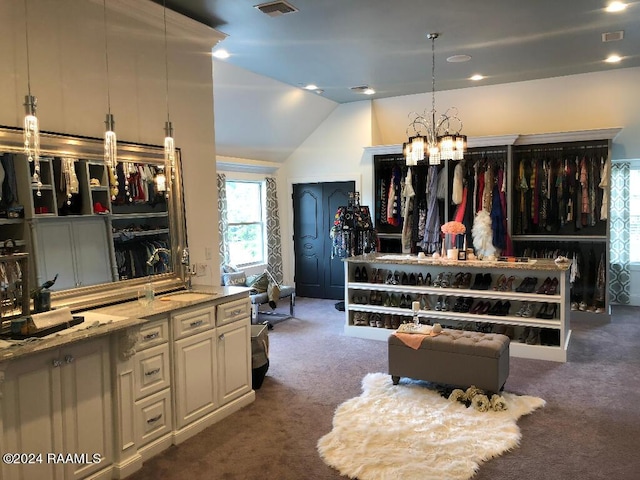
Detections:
[23, 95, 42, 193]
[409, 135, 426, 164]
[164, 121, 175, 191]
[104, 113, 117, 168]
[155, 170, 167, 192]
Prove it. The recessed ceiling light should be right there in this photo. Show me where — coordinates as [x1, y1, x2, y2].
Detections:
[470, 74, 484, 81]
[605, 2, 626, 12]
[447, 54, 471, 63]
[303, 84, 318, 90]
[212, 49, 230, 59]
[605, 54, 622, 63]
[350, 85, 375, 95]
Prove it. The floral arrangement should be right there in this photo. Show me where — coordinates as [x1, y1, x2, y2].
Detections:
[441, 221, 466, 235]
[447, 385, 508, 412]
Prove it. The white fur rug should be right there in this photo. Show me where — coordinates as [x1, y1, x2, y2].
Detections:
[317, 373, 545, 480]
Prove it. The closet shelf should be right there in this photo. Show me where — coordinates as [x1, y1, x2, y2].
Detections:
[111, 212, 168, 220]
[112, 228, 170, 239]
[512, 235, 607, 242]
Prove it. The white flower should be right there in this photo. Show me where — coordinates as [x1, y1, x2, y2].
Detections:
[490, 394, 508, 411]
[448, 389, 466, 403]
[464, 386, 484, 402]
[472, 394, 491, 412]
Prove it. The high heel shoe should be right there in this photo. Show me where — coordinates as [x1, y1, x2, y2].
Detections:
[499, 301, 511, 316]
[481, 273, 493, 290]
[441, 272, 452, 288]
[425, 272, 432, 286]
[469, 301, 484, 314]
[434, 295, 444, 311]
[433, 272, 443, 287]
[361, 267, 368, 283]
[501, 275, 515, 292]
[470, 273, 484, 290]
[417, 272, 424, 286]
[546, 278, 559, 295]
[493, 274, 506, 291]
[452, 272, 464, 288]
[488, 300, 503, 316]
[460, 273, 472, 289]
[536, 303, 549, 319]
[354, 267, 362, 282]
[541, 304, 558, 319]
[536, 277, 552, 295]
[515, 277, 529, 292]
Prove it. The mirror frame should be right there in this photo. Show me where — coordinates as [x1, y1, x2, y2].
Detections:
[0, 126, 188, 312]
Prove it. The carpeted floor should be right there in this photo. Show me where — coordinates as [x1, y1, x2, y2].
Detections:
[127, 298, 640, 480]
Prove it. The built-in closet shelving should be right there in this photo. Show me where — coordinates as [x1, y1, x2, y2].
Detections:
[360, 129, 620, 361]
[1, 149, 172, 290]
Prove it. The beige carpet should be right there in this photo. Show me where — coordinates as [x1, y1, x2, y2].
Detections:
[318, 373, 545, 480]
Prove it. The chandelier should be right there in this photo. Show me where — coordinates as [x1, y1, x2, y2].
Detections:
[404, 33, 466, 166]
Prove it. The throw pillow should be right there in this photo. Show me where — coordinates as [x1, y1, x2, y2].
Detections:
[222, 264, 240, 273]
[246, 272, 269, 292]
[223, 271, 247, 286]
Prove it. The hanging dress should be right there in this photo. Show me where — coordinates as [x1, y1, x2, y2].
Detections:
[421, 165, 441, 254]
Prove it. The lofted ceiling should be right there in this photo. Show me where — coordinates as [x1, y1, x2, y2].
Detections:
[155, 0, 640, 104]
[148, 0, 640, 163]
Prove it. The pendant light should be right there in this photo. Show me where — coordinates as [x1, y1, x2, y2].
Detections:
[405, 33, 466, 166]
[22, 0, 41, 196]
[102, 0, 118, 199]
[160, 0, 175, 195]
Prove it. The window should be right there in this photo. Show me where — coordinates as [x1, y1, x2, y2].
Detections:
[226, 180, 266, 266]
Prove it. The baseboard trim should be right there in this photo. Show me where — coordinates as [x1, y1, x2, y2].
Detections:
[110, 454, 143, 479]
[172, 391, 256, 445]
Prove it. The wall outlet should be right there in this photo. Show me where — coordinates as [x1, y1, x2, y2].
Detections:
[196, 263, 208, 277]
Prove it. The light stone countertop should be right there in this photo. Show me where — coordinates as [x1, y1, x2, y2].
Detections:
[0, 285, 249, 363]
[344, 253, 571, 272]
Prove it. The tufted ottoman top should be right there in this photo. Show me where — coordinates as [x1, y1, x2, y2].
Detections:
[389, 328, 510, 359]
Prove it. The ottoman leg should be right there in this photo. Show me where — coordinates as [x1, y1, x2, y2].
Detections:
[391, 375, 400, 385]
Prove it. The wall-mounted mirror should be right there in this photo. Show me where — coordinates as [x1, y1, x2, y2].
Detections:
[0, 126, 187, 313]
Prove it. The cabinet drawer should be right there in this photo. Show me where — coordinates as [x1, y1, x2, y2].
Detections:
[135, 388, 172, 447]
[138, 317, 169, 350]
[217, 297, 250, 326]
[134, 343, 170, 400]
[173, 305, 214, 339]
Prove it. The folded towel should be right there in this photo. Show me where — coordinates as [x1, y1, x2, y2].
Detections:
[393, 332, 427, 350]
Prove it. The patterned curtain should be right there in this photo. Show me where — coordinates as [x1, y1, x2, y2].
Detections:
[265, 177, 283, 283]
[217, 174, 230, 266]
[609, 161, 630, 304]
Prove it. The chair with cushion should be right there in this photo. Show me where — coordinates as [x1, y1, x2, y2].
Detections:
[221, 266, 296, 323]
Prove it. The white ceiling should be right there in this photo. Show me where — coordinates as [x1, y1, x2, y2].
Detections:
[155, 0, 640, 162]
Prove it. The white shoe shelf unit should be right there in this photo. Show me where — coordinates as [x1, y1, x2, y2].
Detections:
[343, 254, 571, 362]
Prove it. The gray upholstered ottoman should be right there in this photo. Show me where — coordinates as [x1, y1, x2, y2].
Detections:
[388, 329, 510, 393]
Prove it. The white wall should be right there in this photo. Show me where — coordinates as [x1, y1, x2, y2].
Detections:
[372, 67, 640, 160]
[0, 0, 224, 285]
[280, 67, 640, 296]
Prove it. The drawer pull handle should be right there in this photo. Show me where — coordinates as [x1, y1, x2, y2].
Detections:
[143, 332, 160, 340]
[145, 368, 161, 376]
[147, 414, 162, 424]
[189, 320, 204, 328]
[64, 355, 74, 364]
[52, 359, 62, 368]
[231, 308, 242, 317]
[219, 333, 225, 341]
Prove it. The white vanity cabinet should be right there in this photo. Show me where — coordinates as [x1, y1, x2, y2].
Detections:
[216, 298, 252, 406]
[1, 337, 113, 480]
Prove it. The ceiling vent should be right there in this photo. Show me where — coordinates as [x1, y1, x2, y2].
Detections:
[602, 31, 624, 42]
[254, 1, 298, 17]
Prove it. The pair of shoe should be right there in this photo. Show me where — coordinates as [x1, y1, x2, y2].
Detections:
[488, 300, 511, 316]
[368, 291, 384, 305]
[385, 271, 399, 285]
[515, 277, 538, 293]
[536, 303, 557, 319]
[399, 294, 413, 309]
[354, 266, 368, 283]
[434, 295, 450, 312]
[470, 301, 491, 315]
[493, 275, 516, 292]
[536, 277, 559, 295]
[351, 293, 368, 304]
[515, 302, 533, 318]
[452, 272, 473, 289]
[470, 273, 492, 290]
[418, 294, 431, 310]
[452, 297, 473, 313]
